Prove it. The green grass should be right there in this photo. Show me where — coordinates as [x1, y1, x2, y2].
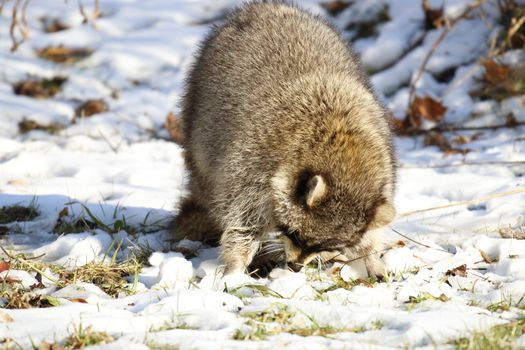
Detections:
[233, 303, 366, 340]
[1, 240, 146, 302]
[450, 319, 525, 350]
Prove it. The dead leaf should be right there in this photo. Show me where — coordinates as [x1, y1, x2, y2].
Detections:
[394, 240, 406, 247]
[7, 179, 29, 186]
[423, 0, 445, 29]
[36, 46, 92, 64]
[482, 59, 510, 85]
[44, 19, 69, 33]
[408, 95, 447, 127]
[69, 298, 88, 303]
[19, 119, 64, 134]
[0, 310, 14, 323]
[438, 293, 450, 302]
[58, 207, 69, 219]
[75, 99, 108, 118]
[445, 264, 467, 277]
[424, 131, 470, 156]
[0, 261, 10, 273]
[13, 77, 66, 99]
[479, 249, 494, 264]
[165, 112, 184, 145]
[320, 0, 352, 16]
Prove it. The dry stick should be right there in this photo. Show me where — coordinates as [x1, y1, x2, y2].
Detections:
[78, 0, 88, 23]
[401, 160, 525, 169]
[9, 0, 21, 51]
[407, 0, 486, 116]
[400, 120, 525, 136]
[400, 187, 525, 217]
[390, 227, 451, 253]
[20, 0, 30, 39]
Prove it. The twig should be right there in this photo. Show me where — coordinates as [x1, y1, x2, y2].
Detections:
[389, 227, 452, 254]
[400, 187, 525, 217]
[399, 120, 525, 136]
[406, 0, 486, 119]
[401, 160, 525, 169]
[9, 0, 21, 51]
[78, 0, 88, 23]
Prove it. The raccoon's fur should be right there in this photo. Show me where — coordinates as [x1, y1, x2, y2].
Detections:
[171, 1, 397, 276]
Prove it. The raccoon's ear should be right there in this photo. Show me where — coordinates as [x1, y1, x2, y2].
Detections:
[368, 199, 396, 229]
[303, 174, 327, 208]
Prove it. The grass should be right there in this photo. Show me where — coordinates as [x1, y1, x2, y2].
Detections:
[319, 275, 378, 294]
[54, 203, 138, 236]
[450, 318, 525, 350]
[1, 240, 146, 303]
[63, 324, 114, 349]
[0, 203, 39, 224]
[404, 292, 450, 310]
[0, 285, 59, 309]
[232, 303, 366, 341]
[146, 341, 181, 350]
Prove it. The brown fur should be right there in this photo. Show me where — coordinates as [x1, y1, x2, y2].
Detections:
[170, 1, 397, 276]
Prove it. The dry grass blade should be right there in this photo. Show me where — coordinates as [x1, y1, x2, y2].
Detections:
[400, 188, 525, 217]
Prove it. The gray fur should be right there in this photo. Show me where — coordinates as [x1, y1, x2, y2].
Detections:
[171, 1, 397, 276]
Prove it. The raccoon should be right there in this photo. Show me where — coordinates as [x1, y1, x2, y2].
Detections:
[171, 1, 397, 277]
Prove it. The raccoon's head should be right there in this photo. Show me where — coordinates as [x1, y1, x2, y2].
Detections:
[271, 167, 395, 272]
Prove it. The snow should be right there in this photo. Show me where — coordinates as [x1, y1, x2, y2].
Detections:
[1, 0, 525, 349]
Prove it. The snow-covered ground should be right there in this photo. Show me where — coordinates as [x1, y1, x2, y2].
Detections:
[1, 0, 524, 349]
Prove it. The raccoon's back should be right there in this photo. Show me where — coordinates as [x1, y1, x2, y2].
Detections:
[182, 2, 371, 168]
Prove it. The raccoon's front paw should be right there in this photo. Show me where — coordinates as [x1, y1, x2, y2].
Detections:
[248, 252, 285, 278]
[365, 255, 387, 280]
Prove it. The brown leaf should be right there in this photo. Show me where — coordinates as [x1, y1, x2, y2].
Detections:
[320, 1, 352, 16]
[13, 77, 66, 99]
[44, 19, 69, 33]
[75, 99, 108, 118]
[58, 207, 69, 219]
[0, 310, 14, 323]
[19, 119, 64, 134]
[394, 240, 406, 247]
[7, 178, 29, 186]
[0, 261, 10, 273]
[479, 249, 494, 264]
[438, 293, 450, 302]
[36, 46, 92, 64]
[165, 112, 184, 145]
[423, 131, 470, 157]
[423, 0, 445, 29]
[482, 59, 510, 85]
[408, 95, 447, 127]
[445, 264, 467, 277]
[69, 298, 88, 303]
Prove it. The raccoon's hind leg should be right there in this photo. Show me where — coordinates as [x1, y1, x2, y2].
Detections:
[170, 198, 221, 245]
